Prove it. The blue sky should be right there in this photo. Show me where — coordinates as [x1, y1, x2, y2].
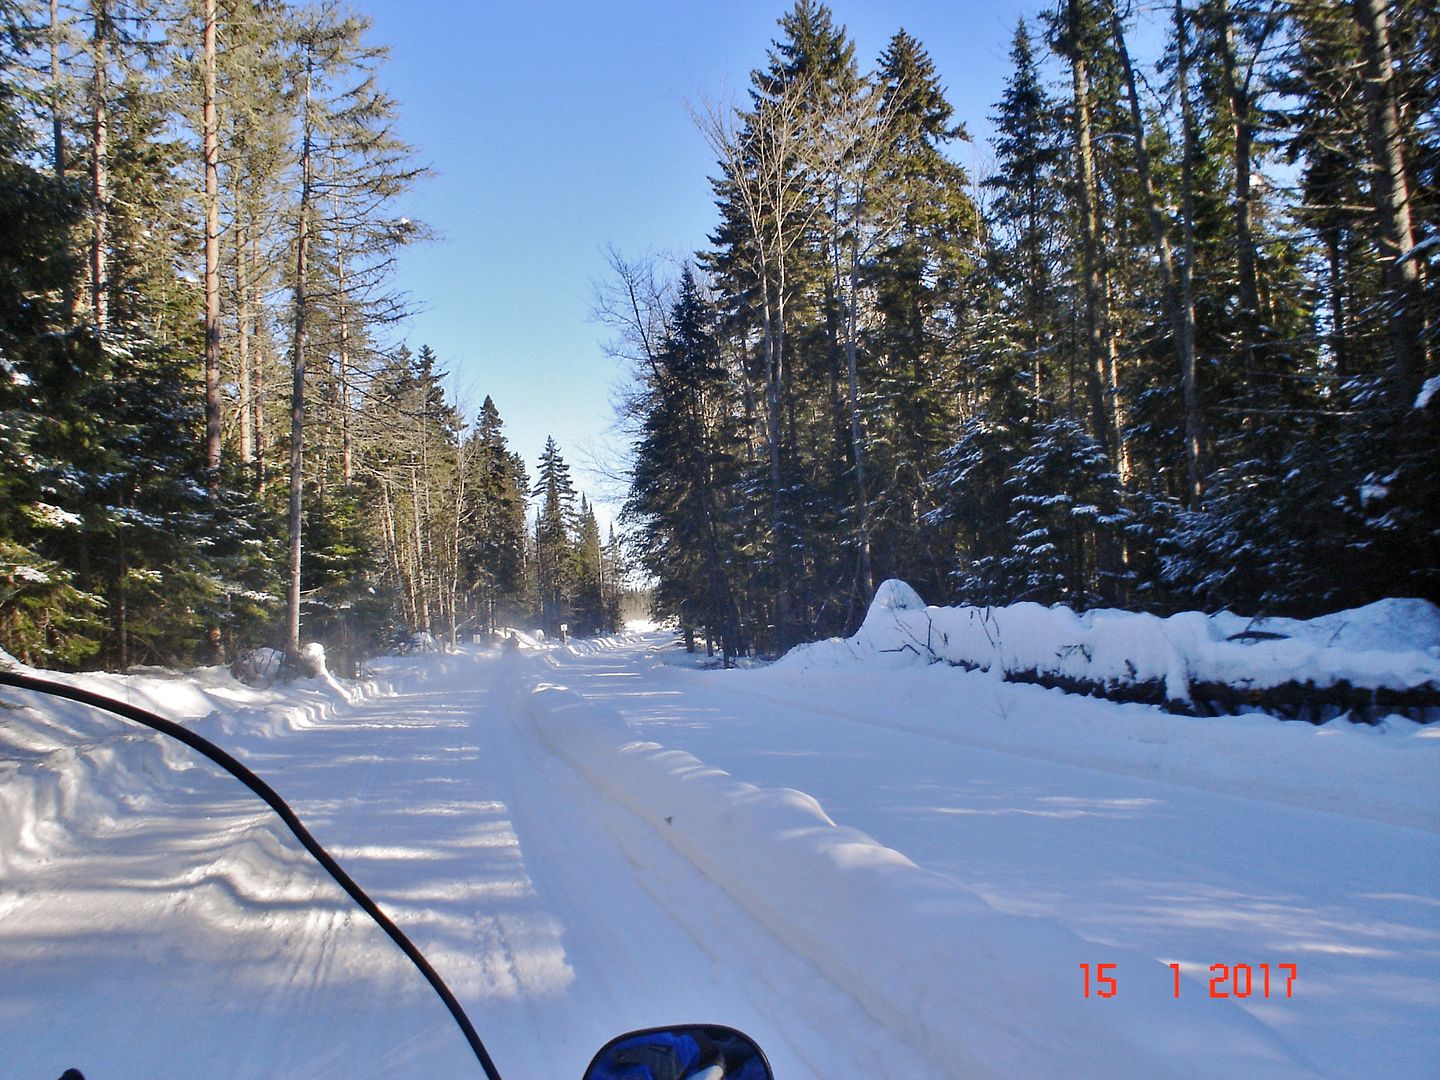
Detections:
[361, 0, 1041, 514]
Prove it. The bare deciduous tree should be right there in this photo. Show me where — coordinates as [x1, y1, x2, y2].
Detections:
[692, 76, 829, 644]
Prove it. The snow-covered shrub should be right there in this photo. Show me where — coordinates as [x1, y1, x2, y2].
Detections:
[231, 647, 287, 687]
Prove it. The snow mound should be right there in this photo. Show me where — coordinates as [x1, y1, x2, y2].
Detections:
[786, 581, 1440, 719]
[0, 654, 379, 871]
[870, 577, 926, 614]
[526, 682, 1316, 1080]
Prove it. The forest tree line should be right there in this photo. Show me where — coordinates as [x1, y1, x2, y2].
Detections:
[610, 0, 1437, 663]
[0, 0, 620, 671]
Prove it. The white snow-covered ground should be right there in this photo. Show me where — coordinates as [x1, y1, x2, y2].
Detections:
[1, 619, 1436, 1078]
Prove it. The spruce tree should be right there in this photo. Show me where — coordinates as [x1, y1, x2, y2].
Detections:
[864, 28, 980, 603]
[983, 20, 1066, 413]
[625, 269, 747, 661]
[462, 396, 530, 632]
[0, 65, 103, 665]
[532, 436, 578, 634]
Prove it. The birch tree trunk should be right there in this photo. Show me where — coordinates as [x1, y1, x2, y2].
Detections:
[379, 477, 415, 629]
[410, 465, 431, 634]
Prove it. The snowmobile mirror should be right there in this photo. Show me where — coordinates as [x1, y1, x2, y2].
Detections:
[582, 1024, 772, 1080]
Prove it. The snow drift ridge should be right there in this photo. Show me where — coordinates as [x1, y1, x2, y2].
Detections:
[525, 680, 1316, 1080]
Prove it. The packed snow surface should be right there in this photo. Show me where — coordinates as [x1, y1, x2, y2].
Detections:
[2, 624, 1437, 1078]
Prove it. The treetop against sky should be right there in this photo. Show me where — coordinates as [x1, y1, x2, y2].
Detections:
[364, 0, 1036, 502]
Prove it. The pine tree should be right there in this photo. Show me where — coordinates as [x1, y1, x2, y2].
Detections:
[532, 436, 578, 634]
[462, 396, 530, 632]
[0, 58, 103, 665]
[216, 0, 293, 489]
[862, 28, 980, 604]
[572, 496, 606, 635]
[983, 20, 1066, 413]
[625, 269, 747, 660]
[279, 3, 424, 657]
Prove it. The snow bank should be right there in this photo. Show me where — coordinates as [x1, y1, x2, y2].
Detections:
[1416, 374, 1440, 411]
[786, 582, 1440, 721]
[495, 627, 551, 650]
[0, 654, 379, 875]
[525, 682, 1317, 1080]
[559, 632, 648, 656]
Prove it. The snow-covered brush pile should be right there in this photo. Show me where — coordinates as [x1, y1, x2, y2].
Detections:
[786, 581, 1440, 724]
[229, 642, 357, 703]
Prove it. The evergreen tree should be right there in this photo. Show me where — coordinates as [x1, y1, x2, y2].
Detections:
[625, 269, 747, 660]
[983, 20, 1066, 414]
[532, 436, 578, 634]
[280, 2, 424, 657]
[1001, 416, 1131, 607]
[866, 28, 980, 603]
[0, 62, 103, 665]
[571, 496, 606, 635]
[462, 395, 530, 632]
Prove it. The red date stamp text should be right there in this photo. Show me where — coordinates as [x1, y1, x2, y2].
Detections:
[1080, 962, 1297, 999]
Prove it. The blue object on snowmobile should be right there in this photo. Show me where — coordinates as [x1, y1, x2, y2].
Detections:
[583, 1025, 773, 1080]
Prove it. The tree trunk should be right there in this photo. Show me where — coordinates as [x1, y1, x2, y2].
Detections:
[1065, 3, 1116, 469]
[285, 60, 314, 658]
[410, 465, 431, 634]
[236, 217, 255, 466]
[1175, 0, 1204, 502]
[202, 0, 222, 476]
[336, 242, 353, 485]
[759, 274, 793, 647]
[89, 1, 108, 331]
[447, 461, 466, 649]
[1324, 226, 1348, 379]
[1215, 0, 1263, 373]
[379, 477, 415, 629]
[51, 0, 75, 320]
[845, 242, 874, 602]
[1113, 1, 1203, 504]
[250, 228, 267, 491]
[1025, 172, 1045, 410]
[1351, 0, 1425, 407]
[686, 384, 743, 662]
[50, 0, 65, 179]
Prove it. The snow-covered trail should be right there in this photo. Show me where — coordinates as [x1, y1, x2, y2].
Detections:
[545, 637, 1440, 1080]
[0, 648, 929, 1079]
[326, 651, 934, 1078]
[4, 634, 1435, 1078]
